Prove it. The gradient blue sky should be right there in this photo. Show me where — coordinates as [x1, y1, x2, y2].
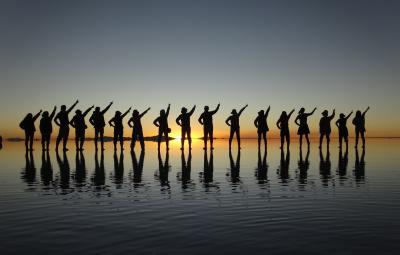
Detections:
[1, 0, 399, 138]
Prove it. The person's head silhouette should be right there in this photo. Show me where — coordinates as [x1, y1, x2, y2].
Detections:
[42, 111, 49, 118]
[204, 106, 209, 112]
[181, 107, 187, 114]
[61, 105, 67, 111]
[116, 111, 121, 117]
[26, 113, 33, 120]
[132, 110, 139, 117]
[282, 111, 287, 118]
[299, 108, 305, 114]
[322, 110, 328, 117]
[356, 110, 361, 118]
[340, 113, 345, 119]
[258, 110, 264, 116]
[75, 110, 82, 115]
[95, 107, 100, 113]
[160, 109, 165, 116]
[231, 109, 237, 115]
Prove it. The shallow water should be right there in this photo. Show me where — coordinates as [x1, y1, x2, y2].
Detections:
[1, 138, 400, 255]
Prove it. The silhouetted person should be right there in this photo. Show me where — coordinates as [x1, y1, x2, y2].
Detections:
[93, 151, 105, 187]
[337, 147, 348, 177]
[20, 110, 42, 151]
[319, 109, 335, 148]
[113, 151, 124, 186]
[319, 148, 331, 187]
[198, 103, 220, 150]
[226, 104, 248, 150]
[276, 109, 295, 149]
[109, 107, 131, 151]
[202, 150, 214, 184]
[74, 151, 86, 187]
[254, 106, 271, 149]
[89, 102, 113, 151]
[22, 151, 36, 185]
[153, 104, 171, 151]
[70, 105, 94, 151]
[278, 148, 290, 182]
[128, 107, 150, 151]
[256, 148, 268, 183]
[39, 106, 56, 151]
[352, 107, 370, 148]
[176, 105, 196, 150]
[179, 150, 192, 189]
[56, 150, 70, 191]
[295, 107, 317, 148]
[40, 150, 53, 187]
[298, 147, 310, 184]
[157, 149, 170, 188]
[54, 100, 79, 151]
[335, 111, 353, 149]
[354, 148, 366, 183]
[131, 150, 145, 184]
[229, 149, 241, 183]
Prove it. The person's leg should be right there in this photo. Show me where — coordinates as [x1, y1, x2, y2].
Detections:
[29, 132, 34, 150]
[280, 132, 284, 149]
[119, 130, 124, 150]
[41, 134, 45, 151]
[286, 133, 290, 149]
[100, 128, 105, 150]
[75, 131, 79, 151]
[361, 131, 365, 148]
[306, 134, 310, 147]
[299, 134, 303, 147]
[327, 134, 330, 148]
[339, 135, 343, 149]
[113, 129, 118, 150]
[210, 128, 214, 149]
[263, 132, 267, 148]
[63, 129, 69, 151]
[94, 129, 99, 150]
[165, 130, 169, 150]
[139, 130, 145, 150]
[319, 133, 323, 148]
[229, 129, 234, 149]
[257, 132, 261, 148]
[355, 130, 359, 148]
[203, 129, 207, 149]
[188, 128, 192, 149]
[181, 128, 185, 149]
[46, 134, 50, 151]
[345, 136, 348, 149]
[56, 132, 62, 151]
[237, 129, 241, 149]
[157, 129, 162, 150]
[81, 131, 85, 150]
[131, 130, 137, 150]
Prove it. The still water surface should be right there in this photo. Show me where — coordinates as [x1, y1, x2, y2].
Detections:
[1, 139, 400, 254]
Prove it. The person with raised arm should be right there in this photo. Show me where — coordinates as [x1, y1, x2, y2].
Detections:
[319, 109, 336, 149]
[109, 107, 131, 151]
[39, 106, 57, 151]
[225, 104, 248, 150]
[70, 105, 94, 151]
[335, 111, 353, 149]
[128, 107, 151, 151]
[54, 100, 79, 151]
[176, 105, 196, 150]
[20, 109, 42, 151]
[89, 102, 113, 151]
[198, 103, 220, 150]
[153, 104, 171, 151]
[276, 109, 295, 149]
[352, 107, 370, 148]
[295, 107, 317, 148]
[254, 106, 271, 149]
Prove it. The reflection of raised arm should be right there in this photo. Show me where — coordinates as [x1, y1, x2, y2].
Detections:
[198, 113, 204, 125]
[101, 101, 113, 114]
[189, 105, 196, 116]
[67, 100, 79, 114]
[329, 109, 336, 120]
[225, 116, 231, 126]
[153, 117, 160, 127]
[307, 107, 317, 116]
[362, 106, 370, 116]
[166, 104, 171, 117]
[33, 110, 43, 121]
[50, 106, 57, 120]
[121, 107, 132, 118]
[139, 107, 151, 118]
[346, 111, 353, 119]
[210, 103, 220, 115]
[83, 105, 95, 117]
[176, 115, 182, 126]
[238, 104, 248, 116]
[265, 106, 271, 117]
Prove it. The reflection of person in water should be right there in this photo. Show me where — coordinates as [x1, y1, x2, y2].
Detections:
[56, 150, 70, 191]
[335, 111, 353, 149]
[276, 109, 295, 149]
[202, 150, 214, 184]
[109, 107, 132, 151]
[179, 150, 192, 189]
[74, 151, 86, 186]
[157, 150, 170, 188]
[131, 150, 145, 184]
[298, 147, 310, 184]
[254, 106, 270, 149]
[89, 102, 113, 151]
[176, 105, 196, 150]
[54, 100, 79, 152]
[319, 148, 331, 186]
[354, 148, 366, 183]
[128, 107, 150, 151]
[278, 148, 290, 182]
[20, 110, 42, 151]
[352, 107, 370, 149]
[295, 107, 317, 148]
[226, 104, 248, 150]
[70, 105, 94, 151]
[229, 149, 241, 183]
[256, 148, 268, 183]
[153, 104, 171, 151]
[113, 151, 124, 185]
[40, 150, 53, 187]
[93, 151, 105, 187]
[337, 147, 348, 178]
[198, 103, 220, 150]
[319, 109, 335, 149]
[39, 106, 57, 151]
[22, 151, 36, 185]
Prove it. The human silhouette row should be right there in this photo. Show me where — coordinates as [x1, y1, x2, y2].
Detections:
[19, 101, 370, 152]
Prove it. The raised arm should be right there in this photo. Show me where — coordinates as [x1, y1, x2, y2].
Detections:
[238, 104, 248, 116]
[265, 106, 271, 117]
[139, 107, 151, 118]
[101, 101, 113, 114]
[362, 106, 370, 116]
[166, 104, 171, 117]
[49, 106, 57, 120]
[198, 113, 204, 125]
[83, 105, 95, 117]
[307, 107, 317, 116]
[33, 110, 42, 121]
[67, 100, 79, 114]
[189, 105, 196, 116]
[288, 109, 295, 119]
[176, 115, 182, 126]
[210, 103, 220, 115]
[121, 107, 132, 118]
[329, 109, 336, 120]
[346, 111, 353, 119]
